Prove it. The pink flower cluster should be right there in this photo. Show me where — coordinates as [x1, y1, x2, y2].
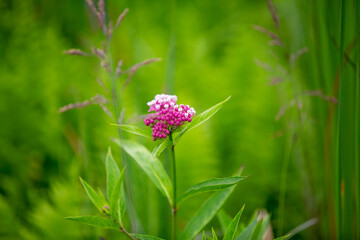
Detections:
[144, 94, 196, 141]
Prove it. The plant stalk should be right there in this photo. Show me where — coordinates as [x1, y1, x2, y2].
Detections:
[105, 37, 136, 232]
[169, 133, 177, 240]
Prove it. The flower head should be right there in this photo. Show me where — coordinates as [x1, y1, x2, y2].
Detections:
[144, 94, 196, 141]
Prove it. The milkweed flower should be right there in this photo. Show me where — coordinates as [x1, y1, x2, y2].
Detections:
[144, 94, 196, 141]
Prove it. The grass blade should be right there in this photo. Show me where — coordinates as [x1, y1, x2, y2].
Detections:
[235, 218, 257, 240]
[223, 205, 245, 240]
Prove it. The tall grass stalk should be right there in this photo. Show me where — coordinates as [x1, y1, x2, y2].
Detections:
[104, 36, 137, 231]
[335, 0, 345, 237]
[356, 0, 360, 236]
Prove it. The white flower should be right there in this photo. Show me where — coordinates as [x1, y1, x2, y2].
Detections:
[155, 105, 160, 110]
[164, 104, 169, 109]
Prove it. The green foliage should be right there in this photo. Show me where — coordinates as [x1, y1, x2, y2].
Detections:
[236, 218, 257, 240]
[113, 139, 174, 205]
[79, 177, 108, 213]
[112, 124, 152, 139]
[179, 187, 237, 240]
[223, 205, 245, 240]
[106, 148, 121, 200]
[109, 169, 125, 226]
[273, 234, 291, 240]
[257, 215, 270, 240]
[152, 139, 171, 158]
[131, 234, 166, 240]
[202, 232, 207, 240]
[177, 176, 246, 205]
[211, 228, 219, 240]
[66, 216, 119, 229]
[217, 209, 233, 233]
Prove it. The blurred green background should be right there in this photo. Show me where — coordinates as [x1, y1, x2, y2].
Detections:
[0, 0, 359, 239]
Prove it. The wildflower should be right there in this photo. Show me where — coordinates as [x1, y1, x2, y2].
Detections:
[144, 94, 196, 141]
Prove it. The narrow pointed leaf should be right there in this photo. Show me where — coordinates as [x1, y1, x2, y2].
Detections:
[236, 218, 257, 240]
[177, 177, 246, 205]
[79, 177, 105, 212]
[257, 215, 270, 240]
[202, 232, 207, 240]
[249, 219, 263, 240]
[274, 234, 292, 240]
[106, 147, 120, 199]
[131, 234, 166, 240]
[152, 139, 171, 158]
[97, 187, 108, 205]
[110, 169, 125, 225]
[113, 139, 173, 205]
[175, 96, 231, 143]
[224, 205, 245, 240]
[212, 228, 219, 240]
[217, 209, 233, 233]
[65, 216, 118, 229]
[179, 186, 236, 240]
[109, 124, 151, 138]
[119, 184, 126, 224]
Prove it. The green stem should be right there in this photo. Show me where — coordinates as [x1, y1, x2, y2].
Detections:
[169, 133, 177, 240]
[336, 0, 346, 237]
[120, 226, 137, 240]
[105, 38, 136, 232]
[110, 215, 136, 240]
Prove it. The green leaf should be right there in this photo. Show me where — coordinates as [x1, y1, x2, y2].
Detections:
[110, 168, 125, 226]
[97, 187, 108, 205]
[109, 124, 151, 138]
[202, 232, 207, 240]
[179, 186, 236, 240]
[106, 147, 120, 200]
[212, 228, 219, 240]
[274, 234, 292, 240]
[177, 176, 246, 205]
[131, 234, 166, 240]
[119, 184, 126, 225]
[79, 177, 105, 212]
[224, 205, 245, 240]
[257, 215, 270, 240]
[217, 209, 233, 233]
[65, 216, 118, 229]
[249, 219, 263, 240]
[113, 139, 173, 205]
[236, 218, 257, 240]
[175, 96, 231, 143]
[152, 139, 171, 158]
